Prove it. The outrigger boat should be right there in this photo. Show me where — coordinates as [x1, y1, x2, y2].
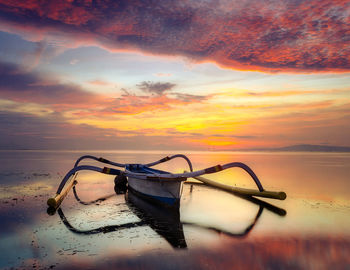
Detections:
[47, 154, 286, 209]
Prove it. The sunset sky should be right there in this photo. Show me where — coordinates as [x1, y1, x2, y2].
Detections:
[0, 0, 349, 150]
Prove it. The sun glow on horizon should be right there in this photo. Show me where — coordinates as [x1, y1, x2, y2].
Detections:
[0, 1, 349, 150]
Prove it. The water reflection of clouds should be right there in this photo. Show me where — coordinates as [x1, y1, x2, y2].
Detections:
[1, 151, 350, 269]
[181, 186, 262, 234]
[0, 182, 52, 234]
[18, 237, 350, 270]
[0, 204, 34, 234]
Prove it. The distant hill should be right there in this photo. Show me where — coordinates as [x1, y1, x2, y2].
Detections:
[263, 144, 350, 152]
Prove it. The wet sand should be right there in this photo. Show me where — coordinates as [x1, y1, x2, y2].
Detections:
[1, 150, 350, 269]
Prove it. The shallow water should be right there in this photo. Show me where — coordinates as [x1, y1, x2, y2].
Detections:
[0, 150, 350, 269]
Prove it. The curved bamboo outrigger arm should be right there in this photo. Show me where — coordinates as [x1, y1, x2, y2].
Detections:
[47, 165, 116, 209]
[144, 154, 193, 172]
[74, 155, 125, 168]
[73, 154, 193, 172]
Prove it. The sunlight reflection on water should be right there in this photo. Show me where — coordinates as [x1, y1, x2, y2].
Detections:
[0, 150, 350, 269]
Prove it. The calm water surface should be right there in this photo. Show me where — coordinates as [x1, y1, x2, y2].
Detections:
[0, 150, 350, 269]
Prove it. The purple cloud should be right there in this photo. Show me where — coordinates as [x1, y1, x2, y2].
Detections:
[0, 0, 349, 72]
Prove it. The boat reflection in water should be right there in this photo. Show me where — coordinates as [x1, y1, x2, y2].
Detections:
[127, 188, 187, 248]
[53, 183, 286, 249]
[54, 185, 187, 249]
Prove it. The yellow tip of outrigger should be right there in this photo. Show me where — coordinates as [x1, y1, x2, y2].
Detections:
[47, 174, 77, 209]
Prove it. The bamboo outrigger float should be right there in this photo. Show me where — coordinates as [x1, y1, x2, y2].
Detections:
[47, 154, 286, 209]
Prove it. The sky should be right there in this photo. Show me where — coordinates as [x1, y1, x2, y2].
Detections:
[0, 0, 349, 150]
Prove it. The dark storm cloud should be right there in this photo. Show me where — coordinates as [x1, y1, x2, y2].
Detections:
[95, 84, 208, 115]
[0, 0, 349, 72]
[137, 81, 176, 95]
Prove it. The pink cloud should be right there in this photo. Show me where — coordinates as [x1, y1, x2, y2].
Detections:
[88, 79, 115, 86]
[0, 0, 349, 72]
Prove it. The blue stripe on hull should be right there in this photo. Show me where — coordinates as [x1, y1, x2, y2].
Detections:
[149, 194, 177, 205]
[128, 186, 178, 205]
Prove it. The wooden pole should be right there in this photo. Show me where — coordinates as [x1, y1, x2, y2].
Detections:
[186, 173, 286, 200]
[47, 173, 78, 209]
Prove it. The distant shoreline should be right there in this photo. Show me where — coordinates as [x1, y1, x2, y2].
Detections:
[248, 144, 350, 153]
[1, 145, 350, 153]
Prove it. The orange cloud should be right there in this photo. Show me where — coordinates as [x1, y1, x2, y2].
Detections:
[215, 89, 346, 99]
[0, 61, 209, 118]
